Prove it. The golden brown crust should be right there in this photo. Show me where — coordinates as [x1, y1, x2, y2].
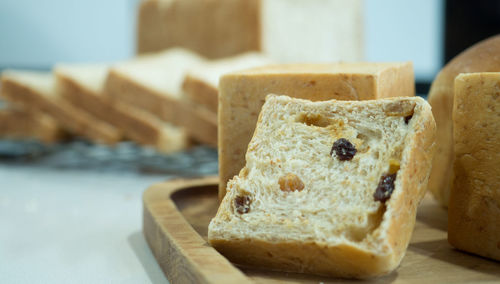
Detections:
[210, 239, 393, 278]
[427, 35, 500, 207]
[448, 73, 500, 261]
[137, 0, 260, 58]
[1, 76, 121, 144]
[136, 0, 164, 54]
[0, 108, 66, 143]
[182, 74, 219, 113]
[210, 97, 436, 277]
[105, 69, 217, 146]
[383, 99, 436, 266]
[218, 62, 415, 200]
[56, 71, 185, 151]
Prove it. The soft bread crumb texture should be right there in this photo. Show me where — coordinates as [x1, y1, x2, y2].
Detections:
[449, 72, 500, 261]
[209, 95, 436, 278]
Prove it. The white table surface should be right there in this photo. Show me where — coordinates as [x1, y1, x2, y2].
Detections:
[0, 164, 171, 283]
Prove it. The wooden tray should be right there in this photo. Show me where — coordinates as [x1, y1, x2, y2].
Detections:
[142, 176, 500, 283]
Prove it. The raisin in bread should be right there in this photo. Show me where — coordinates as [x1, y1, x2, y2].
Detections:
[209, 95, 436, 278]
[448, 72, 500, 261]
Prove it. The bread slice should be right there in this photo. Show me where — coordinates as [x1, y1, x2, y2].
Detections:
[427, 35, 500, 207]
[0, 107, 66, 143]
[448, 72, 500, 261]
[218, 62, 415, 200]
[105, 48, 217, 146]
[0, 70, 121, 144]
[209, 95, 436, 278]
[55, 64, 188, 152]
[182, 52, 274, 113]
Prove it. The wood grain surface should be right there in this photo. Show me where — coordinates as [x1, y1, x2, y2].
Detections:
[142, 177, 500, 284]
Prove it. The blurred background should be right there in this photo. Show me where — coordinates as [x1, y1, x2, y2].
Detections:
[1, 0, 499, 283]
[0, 0, 444, 90]
[2, 1, 499, 91]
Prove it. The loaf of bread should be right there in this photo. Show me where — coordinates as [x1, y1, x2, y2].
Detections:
[137, 0, 259, 58]
[182, 52, 273, 113]
[1, 70, 121, 144]
[105, 48, 217, 146]
[137, 0, 362, 62]
[55, 64, 188, 152]
[209, 95, 436, 278]
[0, 108, 65, 143]
[218, 62, 415, 200]
[448, 72, 500, 261]
[427, 35, 500, 207]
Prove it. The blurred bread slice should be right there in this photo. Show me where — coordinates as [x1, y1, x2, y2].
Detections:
[182, 52, 274, 113]
[0, 70, 121, 144]
[105, 48, 217, 146]
[0, 107, 65, 143]
[55, 64, 188, 153]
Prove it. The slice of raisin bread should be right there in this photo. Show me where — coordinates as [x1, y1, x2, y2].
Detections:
[208, 95, 436, 278]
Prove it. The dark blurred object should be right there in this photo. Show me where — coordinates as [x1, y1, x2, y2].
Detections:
[445, 0, 500, 62]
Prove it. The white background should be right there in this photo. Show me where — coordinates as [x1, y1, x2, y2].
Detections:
[0, 0, 444, 82]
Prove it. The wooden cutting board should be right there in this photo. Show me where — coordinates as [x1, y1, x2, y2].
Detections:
[142, 176, 500, 284]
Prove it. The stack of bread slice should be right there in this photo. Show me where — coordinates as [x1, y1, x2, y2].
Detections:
[0, 48, 274, 152]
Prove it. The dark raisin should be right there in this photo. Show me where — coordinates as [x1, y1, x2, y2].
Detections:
[404, 115, 413, 124]
[373, 173, 397, 203]
[234, 195, 251, 214]
[331, 138, 357, 161]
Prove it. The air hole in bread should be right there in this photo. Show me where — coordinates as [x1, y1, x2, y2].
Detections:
[384, 101, 416, 117]
[295, 112, 339, 128]
[345, 204, 386, 242]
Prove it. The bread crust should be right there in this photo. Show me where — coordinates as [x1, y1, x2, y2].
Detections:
[218, 62, 415, 201]
[137, 0, 260, 58]
[182, 74, 219, 113]
[0, 108, 66, 143]
[1, 73, 121, 144]
[56, 70, 186, 152]
[427, 35, 500, 207]
[210, 96, 436, 277]
[448, 73, 500, 261]
[105, 69, 217, 146]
